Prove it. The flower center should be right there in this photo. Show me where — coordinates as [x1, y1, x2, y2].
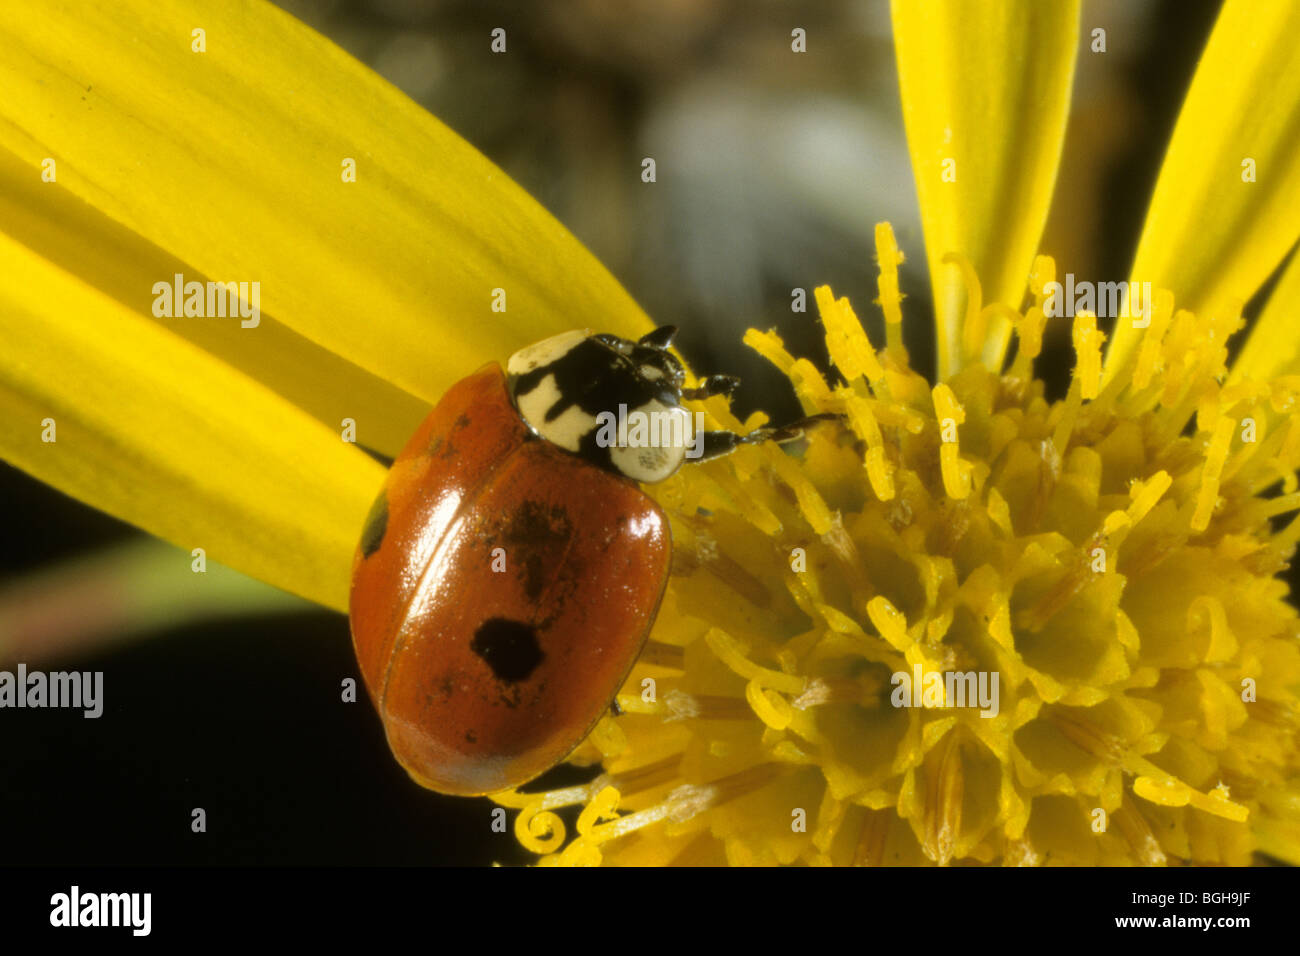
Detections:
[496, 222, 1300, 867]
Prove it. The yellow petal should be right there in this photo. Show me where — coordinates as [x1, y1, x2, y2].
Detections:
[1230, 248, 1300, 385]
[0, 232, 383, 612]
[891, 0, 1079, 379]
[1106, 0, 1300, 380]
[0, 146, 430, 459]
[0, 0, 652, 407]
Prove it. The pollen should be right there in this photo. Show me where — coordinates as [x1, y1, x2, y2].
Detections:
[495, 222, 1300, 867]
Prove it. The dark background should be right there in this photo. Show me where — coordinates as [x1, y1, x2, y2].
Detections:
[7, 0, 1283, 866]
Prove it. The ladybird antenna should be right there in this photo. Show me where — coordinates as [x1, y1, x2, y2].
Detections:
[694, 412, 843, 462]
[638, 326, 678, 350]
[681, 374, 740, 401]
[741, 412, 843, 447]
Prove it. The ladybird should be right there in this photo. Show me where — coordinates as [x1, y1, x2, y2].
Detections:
[349, 327, 832, 795]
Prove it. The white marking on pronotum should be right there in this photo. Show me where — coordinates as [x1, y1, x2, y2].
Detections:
[506, 329, 589, 376]
[513, 372, 595, 452]
[596, 402, 702, 482]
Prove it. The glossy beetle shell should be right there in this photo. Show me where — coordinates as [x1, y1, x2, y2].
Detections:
[349, 363, 671, 795]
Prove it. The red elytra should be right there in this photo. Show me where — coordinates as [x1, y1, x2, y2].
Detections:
[348, 363, 671, 796]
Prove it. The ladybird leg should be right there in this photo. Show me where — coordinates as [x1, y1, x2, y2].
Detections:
[638, 326, 678, 350]
[693, 430, 748, 462]
[754, 411, 844, 445]
[680, 374, 741, 401]
[692, 413, 843, 463]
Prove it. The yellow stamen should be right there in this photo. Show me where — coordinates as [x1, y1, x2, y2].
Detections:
[874, 222, 906, 354]
[942, 252, 983, 367]
[1071, 309, 1104, 400]
[815, 286, 885, 387]
[1191, 415, 1235, 532]
[932, 383, 972, 499]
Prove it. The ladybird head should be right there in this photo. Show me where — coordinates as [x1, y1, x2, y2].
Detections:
[592, 326, 687, 391]
[506, 328, 695, 483]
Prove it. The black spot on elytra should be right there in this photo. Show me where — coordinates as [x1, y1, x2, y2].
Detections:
[454, 413, 472, 430]
[523, 555, 549, 603]
[464, 729, 477, 744]
[471, 618, 544, 683]
[360, 491, 388, 557]
[504, 501, 572, 601]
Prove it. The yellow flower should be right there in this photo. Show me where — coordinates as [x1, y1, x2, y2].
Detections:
[3, 0, 1300, 867]
[491, 0, 1300, 866]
